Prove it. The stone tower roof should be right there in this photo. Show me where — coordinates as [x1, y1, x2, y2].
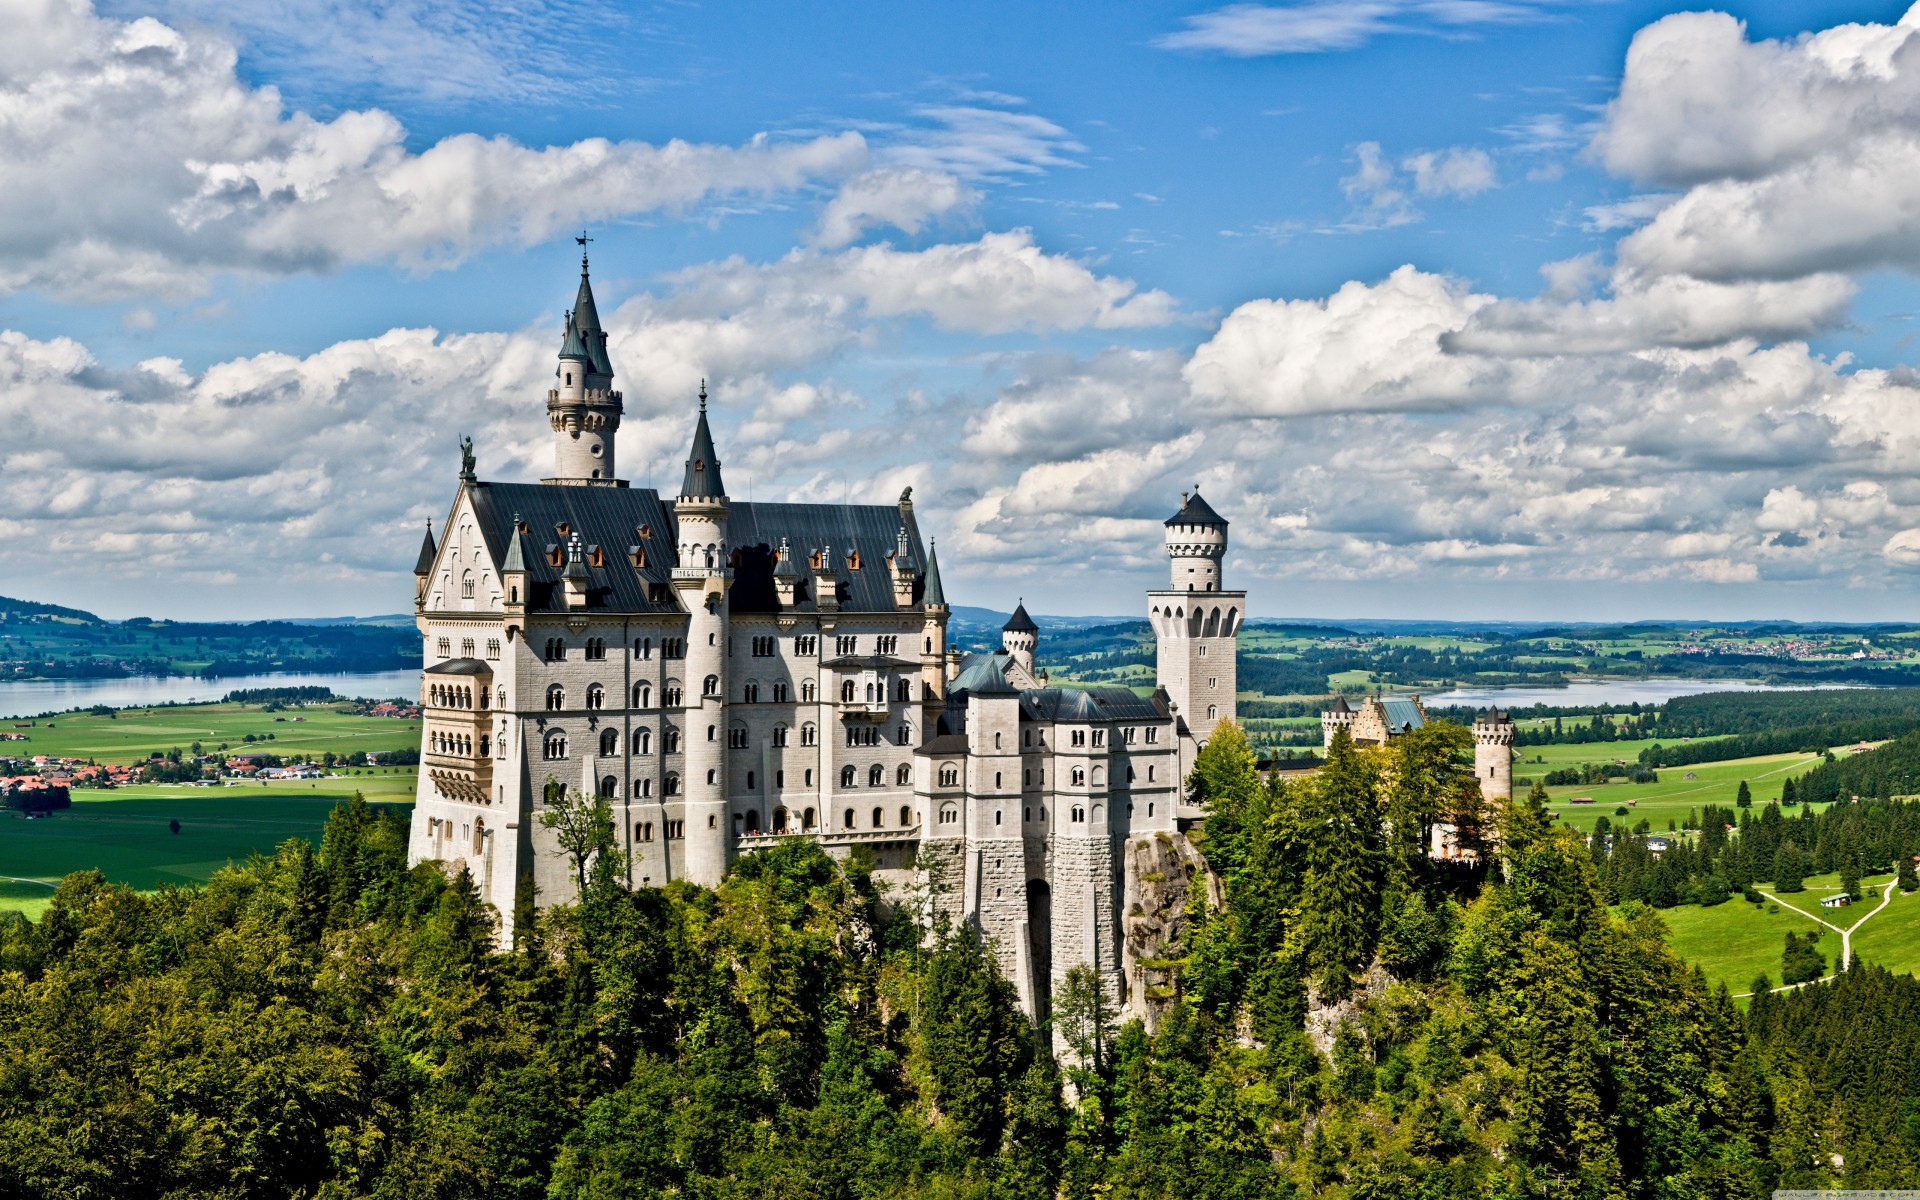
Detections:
[679, 388, 726, 499]
[922, 539, 946, 606]
[1165, 488, 1227, 527]
[1003, 600, 1038, 633]
[412, 521, 437, 575]
[572, 254, 614, 377]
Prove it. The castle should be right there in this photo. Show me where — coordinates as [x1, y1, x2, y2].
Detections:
[406, 255, 1243, 1022]
[1320, 693, 1514, 859]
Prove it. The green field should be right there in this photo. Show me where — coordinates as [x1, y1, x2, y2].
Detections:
[1532, 746, 1860, 835]
[4, 701, 420, 765]
[1847, 884, 1920, 976]
[1652, 898, 1841, 994]
[0, 699, 423, 919]
[0, 781, 415, 917]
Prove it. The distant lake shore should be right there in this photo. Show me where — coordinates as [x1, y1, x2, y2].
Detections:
[1421, 677, 1878, 710]
[0, 669, 420, 720]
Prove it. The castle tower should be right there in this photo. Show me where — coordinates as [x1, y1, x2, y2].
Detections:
[546, 248, 625, 485]
[1320, 696, 1355, 750]
[1146, 488, 1245, 747]
[673, 387, 731, 886]
[412, 520, 437, 612]
[920, 539, 949, 733]
[1002, 600, 1037, 679]
[1473, 707, 1514, 804]
[962, 657, 1036, 1019]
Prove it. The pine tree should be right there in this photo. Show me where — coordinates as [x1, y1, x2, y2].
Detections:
[1290, 728, 1385, 999]
[1736, 780, 1752, 808]
[1898, 857, 1917, 892]
[1774, 840, 1807, 893]
[1840, 856, 1862, 901]
[1782, 777, 1798, 807]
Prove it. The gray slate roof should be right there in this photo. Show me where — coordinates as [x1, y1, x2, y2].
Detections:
[1003, 601, 1038, 633]
[1166, 489, 1227, 527]
[1380, 697, 1426, 733]
[465, 482, 932, 617]
[1021, 685, 1166, 723]
[425, 657, 493, 676]
[413, 522, 438, 575]
[680, 403, 726, 499]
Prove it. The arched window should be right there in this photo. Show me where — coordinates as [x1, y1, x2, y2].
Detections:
[841, 679, 857, 703]
[664, 773, 681, 796]
[896, 764, 912, 786]
[865, 682, 875, 703]
[497, 685, 507, 708]
[479, 734, 490, 758]
[868, 764, 883, 787]
[1092, 766, 1105, 787]
[461, 572, 475, 600]
[802, 681, 817, 702]
[993, 731, 1002, 750]
[803, 807, 816, 830]
[773, 807, 789, 832]
[1072, 768, 1086, 786]
[546, 684, 565, 711]
[1072, 805, 1085, 822]
[898, 723, 912, 745]
[703, 675, 720, 697]
[633, 729, 651, 755]
[772, 724, 789, 747]
[939, 806, 958, 824]
[872, 806, 883, 827]
[939, 765, 958, 787]
[1148, 765, 1156, 782]
[663, 681, 683, 706]
[706, 769, 716, 785]
[586, 684, 604, 710]
[633, 682, 651, 708]
[543, 731, 567, 760]
[632, 779, 651, 799]
[544, 637, 565, 661]
[745, 809, 760, 832]
[743, 681, 759, 703]
[1092, 804, 1105, 823]
[598, 775, 617, 798]
[801, 723, 817, 747]
[599, 729, 618, 757]
[634, 637, 652, 658]
[900, 804, 912, 826]
[773, 682, 789, 703]
[840, 765, 856, 788]
[845, 808, 857, 829]
[896, 678, 912, 702]
[1207, 704, 1218, 720]
[663, 728, 681, 754]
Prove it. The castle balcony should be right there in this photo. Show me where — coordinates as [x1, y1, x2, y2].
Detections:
[425, 752, 493, 804]
[736, 824, 921, 853]
[837, 700, 892, 722]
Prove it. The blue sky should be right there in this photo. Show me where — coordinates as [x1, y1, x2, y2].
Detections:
[7, 0, 1920, 622]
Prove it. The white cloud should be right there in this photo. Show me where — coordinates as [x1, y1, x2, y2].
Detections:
[1154, 0, 1552, 57]
[1404, 147, 1497, 197]
[1336, 142, 1498, 229]
[812, 167, 978, 248]
[674, 231, 1178, 335]
[1593, 6, 1920, 282]
[0, 0, 868, 300]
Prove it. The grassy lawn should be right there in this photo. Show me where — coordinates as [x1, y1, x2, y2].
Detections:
[0, 778, 416, 917]
[1652, 899, 1841, 995]
[1848, 884, 1920, 976]
[1540, 750, 1831, 835]
[3, 701, 420, 765]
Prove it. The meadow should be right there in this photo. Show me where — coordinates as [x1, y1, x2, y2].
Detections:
[1, 700, 422, 918]
[4, 701, 421, 764]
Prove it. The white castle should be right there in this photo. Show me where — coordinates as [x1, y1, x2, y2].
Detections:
[407, 255, 1244, 1020]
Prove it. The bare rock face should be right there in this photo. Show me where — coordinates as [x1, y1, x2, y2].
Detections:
[1303, 958, 1391, 1059]
[1120, 830, 1221, 1029]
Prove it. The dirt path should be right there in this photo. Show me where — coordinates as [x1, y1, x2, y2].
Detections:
[1734, 876, 1900, 997]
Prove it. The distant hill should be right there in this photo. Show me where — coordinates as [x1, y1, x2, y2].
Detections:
[0, 595, 104, 625]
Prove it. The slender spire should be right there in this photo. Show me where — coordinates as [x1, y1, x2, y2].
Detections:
[502, 514, 528, 573]
[679, 391, 726, 499]
[413, 520, 437, 575]
[570, 242, 613, 377]
[558, 308, 588, 361]
[923, 538, 946, 607]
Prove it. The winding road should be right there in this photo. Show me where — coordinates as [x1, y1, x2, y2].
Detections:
[1736, 876, 1900, 996]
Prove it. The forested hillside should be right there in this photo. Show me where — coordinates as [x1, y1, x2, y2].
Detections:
[1, 730, 1916, 1196]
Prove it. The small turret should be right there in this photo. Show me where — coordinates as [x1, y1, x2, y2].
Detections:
[773, 536, 801, 607]
[502, 514, 530, 612]
[546, 245, 624, 485]
[1473, 706, 1515, 804]
[562, 532, 590, 609]
[1002, 600, 1038, 679]
[1164, 486, 1228, 593]
[890, 525, 919, 607]
[1320, 696, 1355, 750]
[413, 520, 437, 611]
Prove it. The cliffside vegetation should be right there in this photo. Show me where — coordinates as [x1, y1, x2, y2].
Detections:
[0, 724, 1915, 1196]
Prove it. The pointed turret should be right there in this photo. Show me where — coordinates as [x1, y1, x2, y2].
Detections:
[1003, 600, 1038, 634]
[502, 516, 528, 574]
[923, 539, 947, 607]
[413, 521, 437, 576]
[680, 384, 727, 500]
[1001, 598, 1037, 679]
[546, 245, 624, 485]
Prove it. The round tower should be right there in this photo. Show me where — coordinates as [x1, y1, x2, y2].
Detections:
[1002, 599, 1038, 679]
[1165, 486, 1227, 593]
[672, 386, 732, 886]
[1473, 707, 1515, 804]
[546, 246, 624, 485]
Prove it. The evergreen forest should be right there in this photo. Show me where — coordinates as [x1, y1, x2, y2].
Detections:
[2, 723, 1918, 1198]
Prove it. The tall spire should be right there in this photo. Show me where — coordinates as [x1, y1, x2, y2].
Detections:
[412, 520, 437, 576]
[923, 539, 946, 607]
[570, 239, 613, 378]
[679, 388, 726, 499]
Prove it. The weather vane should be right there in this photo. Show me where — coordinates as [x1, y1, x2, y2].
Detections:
[575, 231, 592, 247]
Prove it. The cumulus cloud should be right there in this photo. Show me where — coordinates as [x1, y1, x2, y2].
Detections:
[812, 167, 978, 247]
[672, 231, 1179, 335]
[1593, 6, 1920, 282]
[1337, 143, 1498, 229]
[0, 0, 867, 300]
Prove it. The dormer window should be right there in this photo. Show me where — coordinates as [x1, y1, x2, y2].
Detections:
[555, 522, 570, 538]
[637, 523, 651, 539]
[629, 545, 646, 568]
[846, 550, 860, 570]
[546, 543, 563, 567]
[588, 545, 606, 568]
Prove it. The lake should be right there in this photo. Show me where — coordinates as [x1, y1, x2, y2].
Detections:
[0, 669, 421, 719]
[1421, 677, 1875, 711]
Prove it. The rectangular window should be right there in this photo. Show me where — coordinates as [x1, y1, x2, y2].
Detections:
[1124, 726, 1136, 744]
[1146, 727, 1159, 744]
[436, 637, 450, 657]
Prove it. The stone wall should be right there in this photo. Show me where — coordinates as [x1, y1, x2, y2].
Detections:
[1120, 829, 1220, 1029]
